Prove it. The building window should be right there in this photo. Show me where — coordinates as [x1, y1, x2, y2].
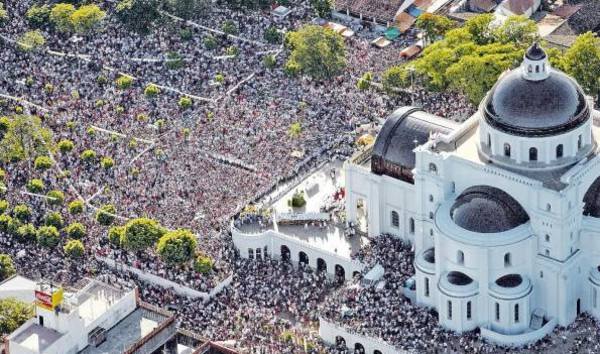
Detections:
[425, 278, 430, 297]
[409, 218, 415, 234]
[546, 203, 551, 212]
[578, 134, 583, 150]
[448, 301, 452, 320]
[429, 194, 434, 202]
[429, 212, 434, 219]
[556, 144, 563, 158]
[545, 234, 550, 242]
[487, 134, 491, 148]
[264, 246, 268, 257]
[528, 65, 532, 73]
[467, 301, 472, 320]
[256, 248, 262, 260]
[504, 253, 511, 267]
[495, 303, 500, 321]
[391, 211, 399, 228]
[529, 147, 538, 161]
[504, 143, 511, 157]
[429, 229, 434, 236]
[248, 249, 254, 259]
[457, 250, 464, 265]
[545, 249, 550, 257]
[540, 271, 544, 278]
[514, 304, 519, 323]
[429, 163, 437, 173]
[594, 288, 597, 308]
[535, 65, 540, 73]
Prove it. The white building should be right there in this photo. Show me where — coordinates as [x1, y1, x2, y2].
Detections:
[344, 43, 600, 346]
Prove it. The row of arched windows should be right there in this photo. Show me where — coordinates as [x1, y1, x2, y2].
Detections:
[489, 133, 584, 161]
[495, 302, 519, 322]
[456, 251, 511, 267]
[447, 300, 473, 321]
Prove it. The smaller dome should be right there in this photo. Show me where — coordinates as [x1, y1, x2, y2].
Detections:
[447, 271, 473, 286]
[450, 186, 529, 233]
[525, 42, 546, 61]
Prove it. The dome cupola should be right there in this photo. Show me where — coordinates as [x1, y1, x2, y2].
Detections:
[522, 42, 549, 81]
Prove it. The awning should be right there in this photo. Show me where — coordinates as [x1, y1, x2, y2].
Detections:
[384, 27, 401, 40]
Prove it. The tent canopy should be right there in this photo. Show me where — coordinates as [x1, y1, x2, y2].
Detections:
[384, 27, 401, 40]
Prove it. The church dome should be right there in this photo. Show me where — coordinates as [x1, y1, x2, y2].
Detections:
[483, 44, 589, 137]
[450, 186, 529, 233]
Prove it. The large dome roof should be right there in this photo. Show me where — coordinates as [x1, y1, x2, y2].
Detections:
[483, 45, 589, 137]
[450, 186, 529, 233]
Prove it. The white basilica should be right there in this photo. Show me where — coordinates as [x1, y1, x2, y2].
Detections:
[346, 42, 600, 342]
[233, 43, 600, 349]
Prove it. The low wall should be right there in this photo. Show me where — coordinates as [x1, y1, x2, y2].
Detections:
[232, 227, 365, 280]
[319, 318, 409, 354]
[480, 318, 557, 347]
[96, 256, 232, 302]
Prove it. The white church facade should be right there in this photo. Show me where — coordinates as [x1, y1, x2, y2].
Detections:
[232, 43, 600, 348]
[346, 43, 600, 340]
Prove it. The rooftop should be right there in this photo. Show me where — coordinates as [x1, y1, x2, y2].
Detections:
[75, 281, 127, 326]
[11, 322, 63, 353]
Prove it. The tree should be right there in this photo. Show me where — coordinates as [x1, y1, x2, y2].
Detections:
[66, 222, 86, 239]
[57, 139, 74, 153]
[100, 156, 114, 169]
[0, 298, 34, 335]
[96, 204, 116, 226]
[0, 254, 15, 281]
[26, 178, 44, 193]
[310, 0, 332, 18]
[356, 72, 373, 90]
[493, 15, 538, 46]
[194, 254, 213, 274]
[17, 31, 46, 52]
[108, 226, 124, 245]
[13, 205, 31, 223]
[26, 5, 51, 28]
[264, 26, 281, 44]
[464, 13, 494, 45]
[34, 156, 53, 170]
[37, 226, 60, 248]
[0, 3, 8, 27]
[68, 200, 84, 214]
[80, 149, 97, 162]
[121, 218, 165, 252]
[144, 84, 160, 97]
[16, 224, 36, 243]
[71, 5, 106, 34]
[44, 211, 63, 229]
[286, 25, 346, 80]
[382, 66, 411, 92]
[221, 20, 237, 35]
[415, 13, 456, 44]
[64, 239, 84, 258]
[0, 115, 53, 163]
[0, 200, 8, 214]
[156, 229, 197, 264]
[116, 0, 161, 33]
[288, 122, 302, 138]
[46, 190, 64, 205]
[50, 3, 75, 32]
[561, 32, 600, 98]
[179, 96, 192, 109]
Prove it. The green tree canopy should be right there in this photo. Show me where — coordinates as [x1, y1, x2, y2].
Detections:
[121, 218, 165, 252]
[415, 13, 456, 44]
[167, 0, 209, 19]
[18, 30, 46, 52]
[0, 298, 33, 335]
[66, 222, 86, 239]
[26, 4, 51, 28]
[0, 115, 53, 163]
[156, 229, 197, 264]
[561, 32, 600, 98]
[286, 25, 346, 80]
[64, 239, 84, 258]
[0, 254, 16, 281]
[37, 225, 60, 248]
[50, 3, 75, 32]
[95, 204, 116, 225]
[71, 4, 106, 34]
[194, 254, 213, 274]
[310, 0, 332, 18]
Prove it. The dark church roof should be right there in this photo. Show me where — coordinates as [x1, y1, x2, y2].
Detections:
[583, 176, 600, 217]
[450, 186, 529, 233]
[525, 42, 546, 60]
[483, 68, 589, 137]
[371, 107, 456, 183]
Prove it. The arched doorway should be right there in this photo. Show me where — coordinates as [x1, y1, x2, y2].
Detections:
[354, 343, 365, 354]
[335, 264, 346, 283]
[374, 351, 383, 354]
[317, 258, 327, 273]
[299, 251, 309, 266]
[280, 245, 291, 262]
[335, 335, 346, 348]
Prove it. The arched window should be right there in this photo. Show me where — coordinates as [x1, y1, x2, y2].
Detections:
[487, 133, 491, 147]
[429, 163, 437, 173]
[467, 301, 472, 320]
[504, 143, 511, 157]
[409, 218, 415, 234]
[514, 304, 519, 322]
[556, 144, 563, 158]
[447, 300, 452, 320]
[529, 147, 538, 161]
[429, 211, 434, 219]
[545, 249, 550, 257]
[495, 302, 500, 321]
[429, 194, 434, 202]
[545, 234, 550, 242]
[535, 65, 540, 73]
[248, 248, 254, 259]
[528, 65, 532, 73]
[425, 277, 430, 297]
[457, 250, 464, 265]
[578, 134, 583, 150]
[504, 253, 511, 267]
[546, 203, 551, 212]
[391, 211, 399, 228]
[594, 288, 597, 308]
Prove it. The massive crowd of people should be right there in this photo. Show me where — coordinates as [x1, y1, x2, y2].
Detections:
[9, 0, 599, 353]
